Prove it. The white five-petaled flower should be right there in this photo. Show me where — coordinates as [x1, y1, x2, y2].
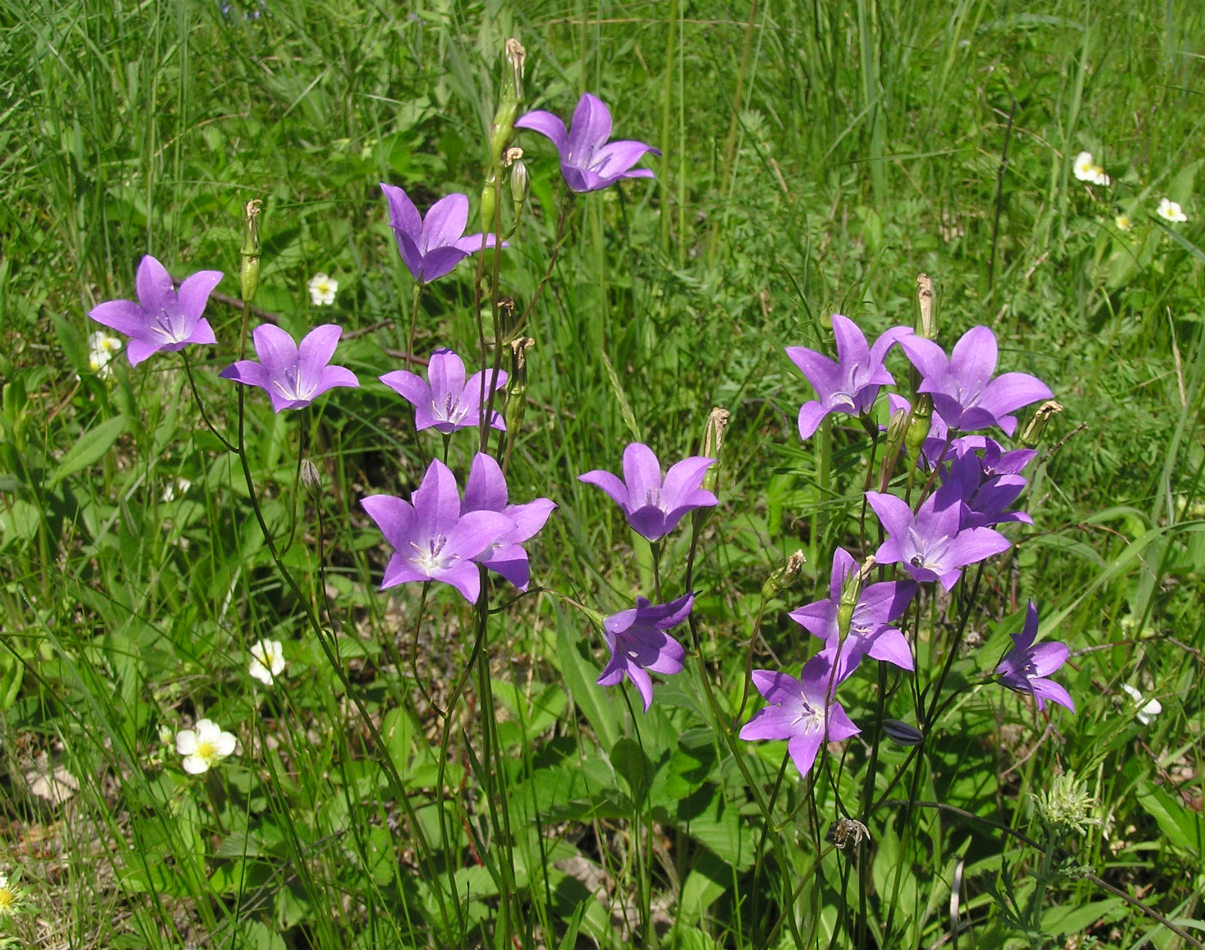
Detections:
[1157, 198, 1188, 223]
[1114, 213, 1132, 231]
[249, 638, 286, 685]
[87, 331, 123, 378]
[1120, 683, 1162, 726]
[1073, 151, 1110, 186]
[307, 273, 338, 306]
[175, 719, 237, 774]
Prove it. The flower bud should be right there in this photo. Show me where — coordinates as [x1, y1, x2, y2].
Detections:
[300, 457, 322, 496]
[904, 394, 933, 462]
[480, 177, 499, 237]
[240, 199, 262, 305]
[1019, 400, 1063, 448]
[700, 407, 730, 496]
[761, 550, 805, 600]
[504, 336, 533, 435]
[882, 719, 924, 747]
[916, 273, 936, 340]
[509, 155, 530, 222]
[836, 556, 874, 640]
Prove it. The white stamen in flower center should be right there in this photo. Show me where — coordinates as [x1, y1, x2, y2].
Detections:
[410, 534, 453, 573]
[640, 487, 664, 511]
[434, 393, 468, 425]
[791, 699, 824, 728]
[152, 306, 184, 342]
[272, 365, 314, 402]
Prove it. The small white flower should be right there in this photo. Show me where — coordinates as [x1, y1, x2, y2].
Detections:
[0, 870, 25, 917]
[1157, 198, 1188, 223]
[248, 638, 286, 685]
[307, 273, 338, 306]
[1073, 151, 1096, 182]
[1120, 683, 1162, 726]
[1114, 213, 1132, 231]
[1089, 165, 1110, 186]
[175, 719, 237, 774]
[87, 331, 123, 379]
[161, 477, 191, 503]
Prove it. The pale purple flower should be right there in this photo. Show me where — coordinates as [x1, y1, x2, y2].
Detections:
[88, 255, 222, 365]
[867, 480, 1012, 590]
[514, 93, 660, 193]
[462, 453, 555, 591]
[787, 316, 912, 440]
[739, 650, 861, 780]
[790, 547, 915, 682]
[361, 459, 515, 604]
[995, 601, 1074, 713]
[380, 183, 503, 283]
[899, 327, 1053, 436]
[380, 348, 507, 433]
[578, 443, 716, 542]
[219, 324, 359, 412]
[597, 592, 693, 711]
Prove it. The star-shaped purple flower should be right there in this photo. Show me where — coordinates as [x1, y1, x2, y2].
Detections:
[88, 255, 222, 366]
[380, 184, 504, 284]
[786, 315, 912, 440]
[790, 547, 916, 682]
[578, 443, 717, 542]
[380, 348, 507, 433]
[514, 93, 660, 193]
[596, 592, 693, 711]
[899, 326, 1053, 436]
[361, 459, 515, 604]
[219, 324, 359, 412]
[995, 601, 1074, 713]
[461, 453, 555, 591]
[739, 650, 861, 781]
[866, 480, 1012, 590]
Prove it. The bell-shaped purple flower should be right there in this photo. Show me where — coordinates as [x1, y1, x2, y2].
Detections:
[787, 316, 912, 440]
[597, 592, 693, 711]
[88, 255, 222, 366]
[515, 93, 660, 193]
[899, 326, 1053, 436]
[578, 443, 716, 542]
[867, 480, 1012, 590]
[219, 324, 359, 412]
[361, 459, 515, 604]
[461, 453, 555, 591]
[739, 650, 861, 781]
[939, 439, 1034, 529]
[380, 348, 507, 434]
[381, 184, 504, 283]
[995, 601, 1074, 713]
[790, 548, 916, 682]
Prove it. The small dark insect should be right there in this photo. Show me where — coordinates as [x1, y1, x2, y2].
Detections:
[826, 817, 871, 850]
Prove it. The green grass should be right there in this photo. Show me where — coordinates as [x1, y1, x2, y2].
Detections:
[2, 0, 1205, 947]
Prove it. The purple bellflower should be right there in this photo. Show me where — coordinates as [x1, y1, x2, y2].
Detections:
[790, 548, 916, 682]
[939, 440, 1034, 529]
[88, 255, 222, 366]
[361, 459, 515, 604]
[995, 601, 1074, 713]
[899, 326, 1053, 436]
[578, 442, 717, 542]
[219, 324, 359, 412]
[597, 592, 693, 711]
[462, 453, 555, 591]
[867, 479, 1012, 591]
[739, 650, 861, 781]
[514, 93, 660, 193]
[380, 184, 504, 284]
[380, 348, 507, 434]
[786, 316, 912, 440]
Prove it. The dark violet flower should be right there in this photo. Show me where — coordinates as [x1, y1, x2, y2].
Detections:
[786, 316, 912, 440]
[995, 601, 1074, 713]
[597, 592, 693, 711]
[866, 480, 1012, 590]
[380, 348, 507, 433]
[899, 326, 1053, 436]
[514, 93, 660, 193]
[790, 547, 915, 682]
[380, 183, 504, 283]
[739, 650, 861, 781]
[219, 323, 359, 412]
[88, 255, 222, 366]
[361, 459, 515, 604]
[578, 443, 717, 542]
[939, 440, 1033, 529]
[462, 453, 555, 591]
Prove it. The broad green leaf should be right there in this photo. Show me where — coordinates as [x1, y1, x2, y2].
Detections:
[48, 415, 126, 488]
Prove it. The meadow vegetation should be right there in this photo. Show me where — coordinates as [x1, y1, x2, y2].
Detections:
[1, 0, 1204, 947]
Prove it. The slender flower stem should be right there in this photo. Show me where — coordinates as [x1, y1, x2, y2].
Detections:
[180, 351, 236, 452]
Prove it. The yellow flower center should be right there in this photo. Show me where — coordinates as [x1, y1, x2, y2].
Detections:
[196, 740, 217, 761]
